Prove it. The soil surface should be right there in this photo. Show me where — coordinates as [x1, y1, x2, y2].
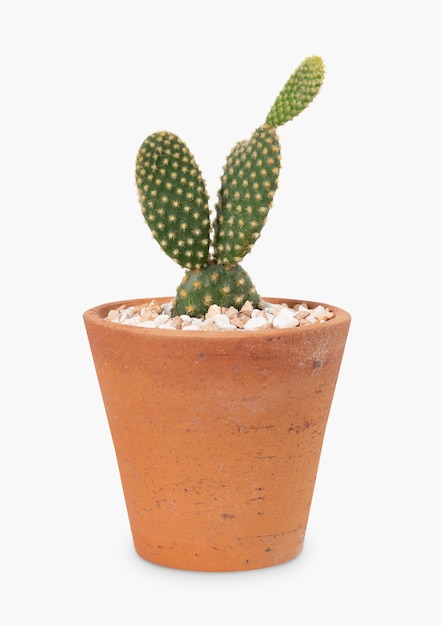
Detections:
[106, 299, 334, 331]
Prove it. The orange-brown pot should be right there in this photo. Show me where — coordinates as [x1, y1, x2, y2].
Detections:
[84, 297, 350, 572]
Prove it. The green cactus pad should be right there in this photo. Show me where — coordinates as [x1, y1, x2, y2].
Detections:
[135, 131, 211, 269]
[265, 56, 325, 128]
[213, 125, 281, 265]
[173, 263, 260, 316]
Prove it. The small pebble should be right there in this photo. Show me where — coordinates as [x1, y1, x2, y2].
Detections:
[244, 316, 269, 331]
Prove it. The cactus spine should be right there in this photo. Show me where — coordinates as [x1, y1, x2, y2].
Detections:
[135, 56, 325, 316]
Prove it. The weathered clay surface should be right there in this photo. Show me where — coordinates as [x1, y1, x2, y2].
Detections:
[84, 297, 351, 571]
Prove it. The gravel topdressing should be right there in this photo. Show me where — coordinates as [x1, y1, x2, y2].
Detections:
[106, 299, 334, 331]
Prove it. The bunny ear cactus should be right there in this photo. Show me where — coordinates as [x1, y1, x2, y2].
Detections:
[135, 55, 325, 316]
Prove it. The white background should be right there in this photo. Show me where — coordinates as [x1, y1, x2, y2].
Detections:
[1, 1, 441, 623]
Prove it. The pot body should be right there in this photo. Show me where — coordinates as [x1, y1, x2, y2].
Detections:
[84, 297, 350, 571]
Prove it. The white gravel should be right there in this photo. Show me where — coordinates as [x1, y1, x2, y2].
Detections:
[105, 299, 334, 331]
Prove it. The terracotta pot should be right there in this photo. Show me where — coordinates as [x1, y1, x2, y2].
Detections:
[84, 297, 350, 572]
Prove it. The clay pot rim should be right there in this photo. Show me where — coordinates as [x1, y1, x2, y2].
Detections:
[84, 296, 351, 343]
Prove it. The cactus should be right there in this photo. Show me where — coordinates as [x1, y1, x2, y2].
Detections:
[135, 55, 325, 317]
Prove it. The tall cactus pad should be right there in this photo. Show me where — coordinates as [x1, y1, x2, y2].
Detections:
[213, 125, 281, 265]
[136, 131, 211, 269]
[265, 56, 325, 128]
[173, 263, 260, 316]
